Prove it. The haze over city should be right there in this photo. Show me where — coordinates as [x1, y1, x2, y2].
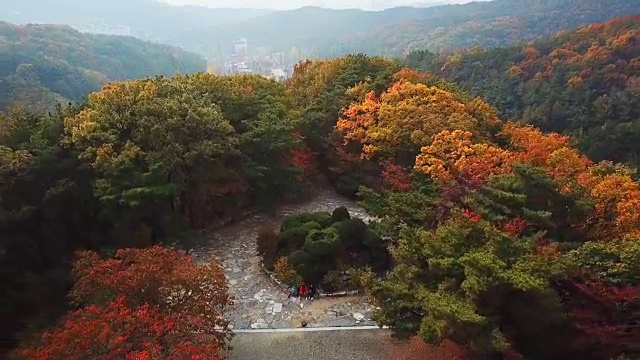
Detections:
[164, 0, 473, 10]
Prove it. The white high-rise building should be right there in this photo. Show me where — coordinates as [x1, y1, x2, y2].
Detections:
[233, 38, 248, 58]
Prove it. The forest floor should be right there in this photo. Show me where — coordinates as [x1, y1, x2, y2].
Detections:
[193, 184, 379, 330]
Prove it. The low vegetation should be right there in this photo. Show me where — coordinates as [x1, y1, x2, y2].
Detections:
[260, 207, 389, 292]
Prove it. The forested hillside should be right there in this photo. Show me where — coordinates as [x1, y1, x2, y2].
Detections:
[179, 0, 639, 60]
[3, 54, 639, 359]
[0, 73, 307, 353]
[0, 21, 207, 111]
[406, 15, 640, 170]
[0, 0, 270, 41]
[2, 0, 636, 61]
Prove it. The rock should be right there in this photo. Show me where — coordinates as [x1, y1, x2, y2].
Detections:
[250, 318, 268, 329]
[234, 319, 251, 329]
[271, 320, 289, 329]
[353, 312, 365, 321]
[273, 303, 283, 313]
[325, 317, 356, 327]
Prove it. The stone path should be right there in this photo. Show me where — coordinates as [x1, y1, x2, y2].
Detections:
[192, 185, 378, 330]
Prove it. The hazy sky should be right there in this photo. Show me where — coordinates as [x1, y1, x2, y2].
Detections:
[165, 0, 471, 10]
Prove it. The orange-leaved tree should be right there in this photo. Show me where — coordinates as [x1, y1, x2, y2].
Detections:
[20, 246, 232, 359]
[336, 78, 499, 160]
[415, 129, 513, 183]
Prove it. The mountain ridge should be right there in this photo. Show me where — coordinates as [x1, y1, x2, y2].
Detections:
[0, 20, 207, 112]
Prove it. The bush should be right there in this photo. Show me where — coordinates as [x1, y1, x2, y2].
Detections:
[334, 218, 368, 249]
[288, 250, 311, 268]
[280, 211, 333, 232]
[273, 257, 303, 286]
[349, 266, 375, 291]
[323, 270, 351, 292]
[324, 267, 376, 292]
[303, 228, 340, 256]
[332, 206, 351, 222]
[257, 227, 278, 270]
[277, 221, 322, 252]
[263, 208, 391, 286]
[363, 228, 384, 248]
[289, 250, 334, 284]
[335, 176, 360, 198]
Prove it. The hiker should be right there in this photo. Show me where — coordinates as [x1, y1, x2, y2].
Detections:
[308, 284, 316, 300]
[288, 285, 298, 299]
[299, 281, 309, 299]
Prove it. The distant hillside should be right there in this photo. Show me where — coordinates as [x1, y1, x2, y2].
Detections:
[0, 0, 271, 40]
[0, 21, 207, 111]
[176, 0, 639, 60]
[406, 14, 640, 170]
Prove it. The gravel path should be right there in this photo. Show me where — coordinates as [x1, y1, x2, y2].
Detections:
[192, 185, 378, 330]
[228, 329, 464, 360]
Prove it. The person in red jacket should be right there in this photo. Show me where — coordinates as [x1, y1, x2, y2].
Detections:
[299, 281, 309, 299]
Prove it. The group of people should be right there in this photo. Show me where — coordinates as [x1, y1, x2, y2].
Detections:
[288, 281, 317, 301]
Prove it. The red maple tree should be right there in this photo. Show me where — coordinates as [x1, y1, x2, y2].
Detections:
[380, 160, 414, 191]
[503, 217, 528, 236]
[21, 246, 232, 360]
[290, 147, 315, 181]
[20, 296, 220, 360]
[561, 278, 640, 358]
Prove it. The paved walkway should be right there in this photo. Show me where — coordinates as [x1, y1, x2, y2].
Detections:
[192, 186, 378, 330]
[228, 329, 465, 360]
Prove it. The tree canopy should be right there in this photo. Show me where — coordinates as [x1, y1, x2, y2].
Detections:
[406, 15, 640, 171]
[0, 21, 206, 112]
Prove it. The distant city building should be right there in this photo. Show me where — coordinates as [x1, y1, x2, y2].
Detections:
[270, 68, 286, 81]
[71, 23, 133, 36]
[233, 38, 248, 58]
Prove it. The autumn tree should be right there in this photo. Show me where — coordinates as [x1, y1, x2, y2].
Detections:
[19, 297, 222, 360]
[336, 79, 499, 160]
[408, 15, 640, 171]
[561, 238, 640, 358]
[380, 160, 414, 191]
[0, 106, 106, 350]
[19, 246, 232, 359]
[415, 129, 512, 184]
[183, 74, 303, 206]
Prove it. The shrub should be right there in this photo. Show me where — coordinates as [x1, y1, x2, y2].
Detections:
[322, 267, 376, 292]
[304, 212, 334, 227]
[289, 249, 333, 284]
[323, 270, 351, 292]
[303, 228, 340, 256]
[349, 266, 375, 292]
[280, 211, 333, 232]
[288, 250, 311, 268]
[335, 176, 360, 198]
[277, 221, 322, 252]
[363, 228, 384, 248]
[273, 257, 303, 286]
[334, 218, 368, 249]
[257, 227, 278, 270]
[270, 209, 390, 286]
[332, 206, 351, 222]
